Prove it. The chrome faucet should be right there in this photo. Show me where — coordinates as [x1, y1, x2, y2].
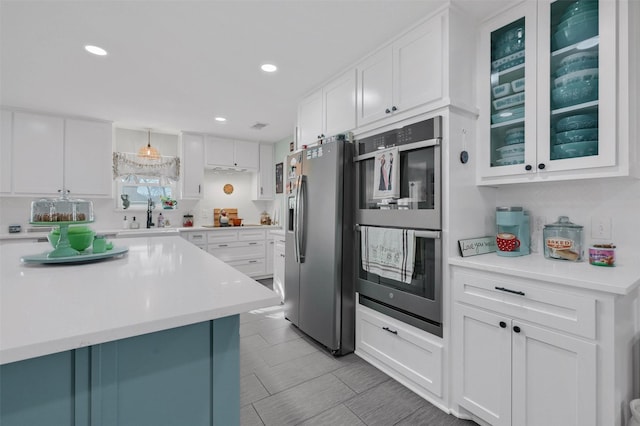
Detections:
[146, 198, 155, 229]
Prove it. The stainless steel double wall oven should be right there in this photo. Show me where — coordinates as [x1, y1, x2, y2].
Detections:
[355, 117, 443, 337]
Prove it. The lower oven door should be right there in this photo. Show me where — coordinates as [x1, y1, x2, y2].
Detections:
[356, 227, 442, 337]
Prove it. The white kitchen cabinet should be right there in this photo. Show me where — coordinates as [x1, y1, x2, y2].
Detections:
[64, 118, 113, 197]
[265, 237, 274, 275]
[205, 137, 259, 170]
[296, 69, 356, 148]
[181, 228, 270, 278]
[297, 89, 323, 147]
[180, 132, 204, 199]
[1, 110, 12, 194]
[455, 303, 596, 426]
[357, 14, 443, 127]
[7, 111, 113, 197]
[252, 144, 274, 200]
[233, 141, 259, 169]
[12, 111, 64, 195]
[355, 299, 443, 400]
[450, 267, 635, 426]
[477, 0, 632, 185]
[272, 232, 285, 302]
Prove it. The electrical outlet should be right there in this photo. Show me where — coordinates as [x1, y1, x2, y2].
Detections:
[535, 216, 547, 232]
[591, 216, 612, 240]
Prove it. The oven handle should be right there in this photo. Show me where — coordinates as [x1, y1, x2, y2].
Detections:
[353, 137, 441, 162]
[355, 224, 440, 240]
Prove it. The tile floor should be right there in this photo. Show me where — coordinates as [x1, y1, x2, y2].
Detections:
[240, 279, 478, 426]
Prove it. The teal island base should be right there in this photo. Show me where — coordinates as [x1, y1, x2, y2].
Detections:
[0, 315, 240, 426]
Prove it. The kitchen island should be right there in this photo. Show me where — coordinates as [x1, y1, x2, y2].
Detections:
[0, 236, 280, 426]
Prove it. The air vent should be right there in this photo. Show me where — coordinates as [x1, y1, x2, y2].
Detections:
[250, 122, 269, 130]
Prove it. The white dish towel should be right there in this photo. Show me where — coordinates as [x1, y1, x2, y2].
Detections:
[361, 226, 415, 284]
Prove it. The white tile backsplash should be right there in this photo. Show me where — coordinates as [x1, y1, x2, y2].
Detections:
[494, 177, 640, 249]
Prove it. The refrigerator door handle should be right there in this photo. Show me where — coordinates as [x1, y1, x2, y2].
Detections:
[298, 175, 306, 262]
[293, 176, 301, 263]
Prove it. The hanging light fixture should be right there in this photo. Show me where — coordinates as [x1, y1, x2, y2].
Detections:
[137, 129, 161, 160]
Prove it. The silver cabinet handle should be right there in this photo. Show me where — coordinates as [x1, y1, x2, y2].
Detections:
[218, 244, 228, 247]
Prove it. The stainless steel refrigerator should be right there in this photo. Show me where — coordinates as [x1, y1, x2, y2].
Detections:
[284, 138, 355, 355]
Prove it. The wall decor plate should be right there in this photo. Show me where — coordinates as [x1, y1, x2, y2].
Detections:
[223, 184, 234, 194]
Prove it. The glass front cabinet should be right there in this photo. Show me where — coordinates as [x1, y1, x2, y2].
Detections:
[477, 0, 624, 184]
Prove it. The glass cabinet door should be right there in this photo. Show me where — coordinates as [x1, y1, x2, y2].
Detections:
[548, 0, 600, 162]
[489, 18, 526, 169]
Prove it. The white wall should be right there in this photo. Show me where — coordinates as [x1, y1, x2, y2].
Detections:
[494, 178, 640, 253]
[192, 170, 273, 226]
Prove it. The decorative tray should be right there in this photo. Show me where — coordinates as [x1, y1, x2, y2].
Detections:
[21, 246, 129, 265]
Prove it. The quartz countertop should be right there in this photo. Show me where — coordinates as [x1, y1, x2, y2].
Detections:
[449, 251, 640, 295]
[0, 236, 280, 365]
[0, 225, 283, 241]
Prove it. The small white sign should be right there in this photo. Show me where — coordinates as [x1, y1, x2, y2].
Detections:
[458, 236, 497, 257]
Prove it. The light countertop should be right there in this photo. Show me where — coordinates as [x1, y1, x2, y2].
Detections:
[449, 251, 640, 295]
[0, 236, 280, 365]
[0, 225, 283, 241]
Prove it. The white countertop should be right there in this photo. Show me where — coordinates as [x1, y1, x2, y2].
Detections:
[449, 251, 640, 295]
[0, 236, 280, 365]
[0, 225, 283, 241]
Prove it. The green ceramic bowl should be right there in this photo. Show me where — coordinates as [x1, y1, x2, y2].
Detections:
[48, 227, 96, 251]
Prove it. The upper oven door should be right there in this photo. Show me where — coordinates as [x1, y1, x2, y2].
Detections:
[355, 117, 442, 230]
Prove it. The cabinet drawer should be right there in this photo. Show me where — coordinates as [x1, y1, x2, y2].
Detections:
[206, 230, 238, 243]
[207, 241, 265, 262]
[356, 301, 443, 397]
[228, 259, 265, 277]
[238, 230, 266, 241]
[185, 232, 208, 244]
[453, 270, 596, 339]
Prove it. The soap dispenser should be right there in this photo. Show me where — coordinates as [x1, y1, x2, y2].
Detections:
[130, 216, 140, 229]
[157, 212, 164, 228]
[122, 216, 129, 229]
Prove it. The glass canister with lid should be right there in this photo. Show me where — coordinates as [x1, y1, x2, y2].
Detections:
[543, 216, 584, 261]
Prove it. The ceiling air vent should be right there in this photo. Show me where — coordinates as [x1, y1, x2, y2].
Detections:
[250, 122, 269, 130]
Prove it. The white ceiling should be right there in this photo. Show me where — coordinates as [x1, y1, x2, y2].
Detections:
[1, 0, 516, 143]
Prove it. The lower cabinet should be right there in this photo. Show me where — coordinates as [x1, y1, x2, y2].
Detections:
[0, 317, 240, 426]
[181, 229, 273, 278]
[272, 232, 285, 302]
[355, 299, 443, 400]
[450, 267, 612, 426]
[455, 303, 596, 426]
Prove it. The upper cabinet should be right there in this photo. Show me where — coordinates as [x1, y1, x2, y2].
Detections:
[252, 144, 274, 201]
[64, 118, 113, 197]
[1, 109, 113, 197]
[205, 136, 259, 170]
[477, 0, 636, 185]
[180, 132, 204, 199]
[357, 15, 443, 127]
[297, 69, 356, 148]
[1, 110, 14, 194]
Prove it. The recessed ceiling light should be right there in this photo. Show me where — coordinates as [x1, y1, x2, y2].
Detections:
[84, 45, 107, 56]
[261, 63, 277, 73]
[215, 117, 227, 122]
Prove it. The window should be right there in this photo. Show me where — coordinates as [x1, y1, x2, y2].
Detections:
[117, 177, 176, 210]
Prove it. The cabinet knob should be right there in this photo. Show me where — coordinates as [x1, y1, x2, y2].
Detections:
[525, 164, 533, 171]
[513, 326, 521, 333]
[538, 163, 546, 170]
[391, 106, 397, 112]
[499, 321, 507, 328]
[385, 108, 391, 114]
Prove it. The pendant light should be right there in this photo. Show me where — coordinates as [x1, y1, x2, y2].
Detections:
[137, 129, 161, 160]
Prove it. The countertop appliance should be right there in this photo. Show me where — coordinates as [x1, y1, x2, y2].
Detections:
[284, 135, 355, 355]
[496, 206, 530, 257]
